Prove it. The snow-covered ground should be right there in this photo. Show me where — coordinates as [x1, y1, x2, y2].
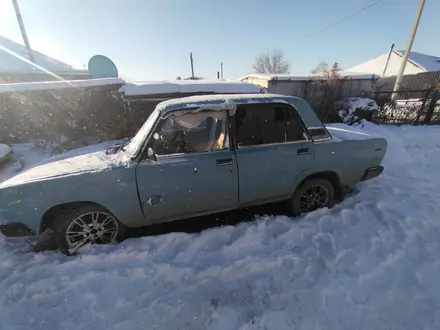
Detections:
[1, 122, 440, 329]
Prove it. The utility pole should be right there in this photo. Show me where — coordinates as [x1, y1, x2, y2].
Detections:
[220, 62, 223, 79]
[190, 52, 195, 77]
[391, 0, 425, 100]
[382, 43, 395, 77]
[12, 0, 35, 63]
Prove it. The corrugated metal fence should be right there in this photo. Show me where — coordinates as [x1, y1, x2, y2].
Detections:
[375, 71, 440, 99]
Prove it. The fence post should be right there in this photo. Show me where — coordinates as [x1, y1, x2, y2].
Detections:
[415, 89, 431, 124]
[424, 89, 439, 123]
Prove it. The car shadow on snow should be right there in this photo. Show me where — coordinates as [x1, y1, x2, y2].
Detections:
[126, 189, 359, 240]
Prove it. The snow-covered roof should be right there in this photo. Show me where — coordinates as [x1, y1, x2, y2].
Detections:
[0, 35, 86, 74]
[119, 80, 261, 97]
[394, 50, 440, 72]
[0, 77, 125, 94]
[241, 72, 379, 82]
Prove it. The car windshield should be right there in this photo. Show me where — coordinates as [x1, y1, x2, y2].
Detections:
[124, 109, 159, 158]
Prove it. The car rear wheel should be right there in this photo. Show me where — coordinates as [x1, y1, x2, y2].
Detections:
[37, 204, 126, 255]
[289, 178, 334, 216]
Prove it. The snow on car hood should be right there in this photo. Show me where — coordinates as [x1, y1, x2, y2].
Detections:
[0, 142, 130, 188]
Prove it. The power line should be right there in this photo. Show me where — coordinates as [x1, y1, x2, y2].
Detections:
[306, 0, 385, 39]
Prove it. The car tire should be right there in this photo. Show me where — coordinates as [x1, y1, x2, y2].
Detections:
[39, 204, 126, 255]
[288, 178, 334, 217]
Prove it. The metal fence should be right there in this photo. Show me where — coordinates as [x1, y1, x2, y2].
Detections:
[375, 71, 440, 98]
[373, 89, 440, 125]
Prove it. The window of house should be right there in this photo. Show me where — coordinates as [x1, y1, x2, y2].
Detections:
[147, 110, 229, 156]
[235, 103, 307, 147]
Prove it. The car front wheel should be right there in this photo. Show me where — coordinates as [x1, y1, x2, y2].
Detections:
[289, 178, 334, 216]
[37, 204, 126, 255]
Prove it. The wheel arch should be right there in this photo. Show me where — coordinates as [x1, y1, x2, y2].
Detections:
[294, 171, 343, 200]
[39, 201, 112, 234]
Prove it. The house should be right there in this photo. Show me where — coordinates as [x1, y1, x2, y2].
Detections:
[0, 35, 90, 83]
[240, 72, 378, 100]
[347, 49, 440, 77]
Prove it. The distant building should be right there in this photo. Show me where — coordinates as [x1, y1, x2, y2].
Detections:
[240, 72, 378, 99]
[347, 49, 440, 77]
[0, 35, 90, 83]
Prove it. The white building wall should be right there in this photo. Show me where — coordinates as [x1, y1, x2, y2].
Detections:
[347, 53, 424, 77]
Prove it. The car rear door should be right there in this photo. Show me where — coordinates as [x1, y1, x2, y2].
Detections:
[233, 102, 315, 206]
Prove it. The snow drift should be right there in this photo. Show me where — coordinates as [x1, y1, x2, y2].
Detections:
[1, 122, 440, 329]
[334, 97, 379, 125]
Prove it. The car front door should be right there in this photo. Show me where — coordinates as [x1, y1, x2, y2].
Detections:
[135, 109, 238, 223]
[234, 102, 315, 206]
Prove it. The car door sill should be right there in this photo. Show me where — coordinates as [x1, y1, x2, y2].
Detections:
[238, 195, 288, 209]
[152, 206, 239, 224]
[150, 195, 290, 224]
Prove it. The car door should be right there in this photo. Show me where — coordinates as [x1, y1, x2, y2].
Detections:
[135, 109, 238, 223]
[234, 102, 315, 206]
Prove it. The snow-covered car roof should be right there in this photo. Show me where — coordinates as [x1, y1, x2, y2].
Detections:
[0, 78, 125, 94]
[155, 93, 327, 139]
[119, 80, 262, 97]
[156, 93, 292, 114]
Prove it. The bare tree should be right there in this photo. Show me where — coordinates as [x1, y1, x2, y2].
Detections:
[311, 61, 342, 83]
[253, 50, 290, 74]
[310, 61, 344, 122]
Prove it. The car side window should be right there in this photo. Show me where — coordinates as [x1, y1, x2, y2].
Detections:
[235, 103, 307, 147]
[147, 110, 229, 156]
[284, 105, 309, 142]
[235, 104, 285, 146]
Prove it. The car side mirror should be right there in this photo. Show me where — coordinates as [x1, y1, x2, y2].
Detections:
[147, 147, 157, 161]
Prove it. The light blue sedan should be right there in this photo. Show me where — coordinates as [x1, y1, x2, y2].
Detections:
[0, 94, 386, 254]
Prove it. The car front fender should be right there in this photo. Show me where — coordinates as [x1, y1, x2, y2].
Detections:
[0, 166, 147, 236]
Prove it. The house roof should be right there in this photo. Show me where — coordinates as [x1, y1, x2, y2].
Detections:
[394, 50, 440, 72]
[0, 77, 125, 94]
[0, 35, 86, 74]
[240, 72, 379, 82]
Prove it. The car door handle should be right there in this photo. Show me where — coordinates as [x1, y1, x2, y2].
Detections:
[216, 158, 233, 166]
[297, 147, 310, 155]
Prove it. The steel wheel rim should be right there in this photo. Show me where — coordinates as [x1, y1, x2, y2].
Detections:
[65, 211, 119, 251]
[299, 184, 329, 212]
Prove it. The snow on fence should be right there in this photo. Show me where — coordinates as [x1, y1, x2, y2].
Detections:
[373, 89, 440, 125]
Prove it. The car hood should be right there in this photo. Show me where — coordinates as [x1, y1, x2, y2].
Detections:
[0, 142, 131, 189]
